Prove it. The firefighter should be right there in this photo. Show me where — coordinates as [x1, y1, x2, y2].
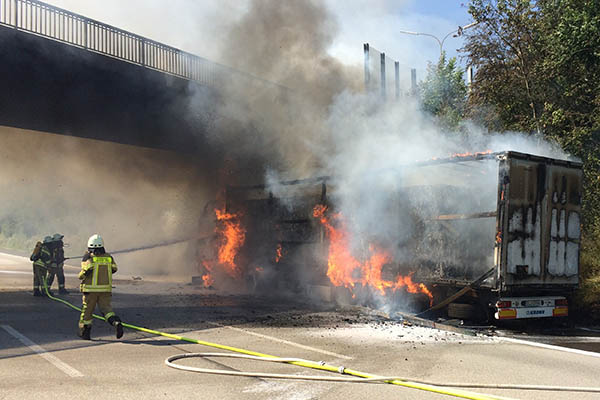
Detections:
[30, 236, 53, 296]
[78, 234, 123, 340]
[46, 233, 68, 294]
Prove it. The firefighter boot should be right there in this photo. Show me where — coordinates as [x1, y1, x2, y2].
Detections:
[59, 287, 69, 295]
[78, 325, 91, 340]
[116, 322, 123, 339]
[107, 315, 124, 339]
[33, 289, 42, 297]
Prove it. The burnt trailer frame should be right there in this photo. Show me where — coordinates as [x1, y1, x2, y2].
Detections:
[394, 150, 583, 296]
[493, 151, 582, 292]
[225, 151, 583, 314]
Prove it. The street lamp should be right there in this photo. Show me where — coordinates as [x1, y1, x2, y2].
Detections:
[399, 22, 479, 57]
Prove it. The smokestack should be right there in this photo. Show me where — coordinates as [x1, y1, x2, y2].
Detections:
[380, 52, 386, 100]
[467, 65, 474, 92]
[395, 61, 400, 100]
[364, 43, 370, 91]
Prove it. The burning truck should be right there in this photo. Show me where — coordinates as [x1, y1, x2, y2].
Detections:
[197, 151, 582, 321]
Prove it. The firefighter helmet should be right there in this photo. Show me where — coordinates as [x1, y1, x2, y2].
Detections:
[43, 236, 53, 243]
[87, 234, 104, 249]
[52, 233, 64, 241]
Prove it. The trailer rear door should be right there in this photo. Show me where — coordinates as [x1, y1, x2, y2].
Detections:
[499, 153, 581, 290]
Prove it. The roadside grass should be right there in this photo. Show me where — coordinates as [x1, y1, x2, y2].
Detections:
[0, 232, 37, 253]
[575, 231, 600, 322]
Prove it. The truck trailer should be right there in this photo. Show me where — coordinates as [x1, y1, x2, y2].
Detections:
[220, 151, 582, 321]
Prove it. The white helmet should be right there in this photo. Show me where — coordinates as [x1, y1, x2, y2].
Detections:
[87, 234, 104, 249]
[43, 236, 53, 244]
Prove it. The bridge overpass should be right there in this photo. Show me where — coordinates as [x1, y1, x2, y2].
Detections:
[0, 0, 286, 153]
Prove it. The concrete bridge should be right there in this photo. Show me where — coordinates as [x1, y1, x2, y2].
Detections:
[0, 0, 284, 153]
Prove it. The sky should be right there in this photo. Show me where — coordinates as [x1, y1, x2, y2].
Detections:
[42, 0, 474, 83]
[325, 0, 473, 70]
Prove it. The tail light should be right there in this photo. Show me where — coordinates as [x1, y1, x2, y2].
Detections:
[496, 300, 512, 308]
[555, 298, 568, 306]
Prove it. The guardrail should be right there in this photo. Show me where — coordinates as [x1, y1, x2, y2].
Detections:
[0, 0, 284, 93]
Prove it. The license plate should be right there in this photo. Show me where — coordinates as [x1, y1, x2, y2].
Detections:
[523, 300, 542, 307]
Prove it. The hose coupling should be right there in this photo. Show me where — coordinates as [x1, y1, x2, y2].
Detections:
[338, 366, 345, 374]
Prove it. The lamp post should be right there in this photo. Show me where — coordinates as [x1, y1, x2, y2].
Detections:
[399, 22, 479, 57]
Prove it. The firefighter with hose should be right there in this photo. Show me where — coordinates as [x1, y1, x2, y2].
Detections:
[30, 236, 53, 296]
[46, 233, 69, 294]
[78, 234, 124, 340]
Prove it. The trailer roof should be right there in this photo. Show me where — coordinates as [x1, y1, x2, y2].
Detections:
[229, 151, 582, 191]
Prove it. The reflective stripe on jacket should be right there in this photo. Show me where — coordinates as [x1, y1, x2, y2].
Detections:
[33, 246, 52, 269]
[79, 253, 117, 293]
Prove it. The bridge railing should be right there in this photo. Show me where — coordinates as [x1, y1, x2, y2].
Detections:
[0, 0, 286, 95]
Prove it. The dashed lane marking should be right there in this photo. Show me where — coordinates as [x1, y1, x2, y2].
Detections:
[1, 324, 84, 377]
[207, 322, 353, 360]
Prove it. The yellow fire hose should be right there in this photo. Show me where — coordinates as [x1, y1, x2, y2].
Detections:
[40, 280, 600, 399]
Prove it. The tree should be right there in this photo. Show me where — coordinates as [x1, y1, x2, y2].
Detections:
[536, 0, 600, 235]
[419, 52, 468, 130]
[464, 0, 600, 229]
[464, 0, 545, 133]
[463, 0, 600, 314]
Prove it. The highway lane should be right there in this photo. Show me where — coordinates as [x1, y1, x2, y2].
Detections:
[2, 252, 600, 400]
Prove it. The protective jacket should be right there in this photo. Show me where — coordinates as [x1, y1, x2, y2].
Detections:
[31, 244, 52, 269]
[52, 241, 65, 264]
[79, 251, 117, 293]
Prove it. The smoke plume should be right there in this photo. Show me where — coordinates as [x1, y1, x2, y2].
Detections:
[0, 0, 574, 300]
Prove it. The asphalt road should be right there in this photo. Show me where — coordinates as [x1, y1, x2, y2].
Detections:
[1, 252, 600, 400]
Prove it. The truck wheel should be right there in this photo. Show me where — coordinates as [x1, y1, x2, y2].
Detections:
[447, 303, 478, 320]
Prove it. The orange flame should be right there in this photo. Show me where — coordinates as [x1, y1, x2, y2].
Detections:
[394, 275, 433, 302]
[275, 243, 283, 263]
[313, 205, 433, 305]
[450, 150, 493, 158]
[201, 261, 214, 287]
[429, 150, 493, 162]
[214, 208, 246, 278]
[198, 208, 246, 287]
[202, 273, 214, 287]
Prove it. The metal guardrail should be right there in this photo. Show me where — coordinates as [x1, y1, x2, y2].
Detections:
[0, 0, 284, 93]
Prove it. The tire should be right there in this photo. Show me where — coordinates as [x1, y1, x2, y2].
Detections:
[447, 302, 478, 320]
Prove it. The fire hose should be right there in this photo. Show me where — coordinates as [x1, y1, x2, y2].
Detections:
[39, 280, 600, 399]
[63, 236, 209, 260]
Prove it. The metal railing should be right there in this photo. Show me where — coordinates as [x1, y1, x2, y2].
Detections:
[0, 0, 285, 94]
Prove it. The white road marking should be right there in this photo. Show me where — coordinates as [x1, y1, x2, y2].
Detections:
[1, 324, 84, 377]
[0, 270, 79, 277]
[207, 322, 353, 360]
[498, 336, 600, 359]
[0, 252, 79, 268]
[0, 252, 31, 262]
[0, 270, 30, 275]
[578, 326, 600, 334]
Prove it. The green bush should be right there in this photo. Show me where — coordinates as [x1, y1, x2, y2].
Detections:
[575, 228, 600, 320]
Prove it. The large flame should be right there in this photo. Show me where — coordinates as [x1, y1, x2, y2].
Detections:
[200, 208, 246, 286]
[313, 204, 433, 305]
[215, 208, 246, 278]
